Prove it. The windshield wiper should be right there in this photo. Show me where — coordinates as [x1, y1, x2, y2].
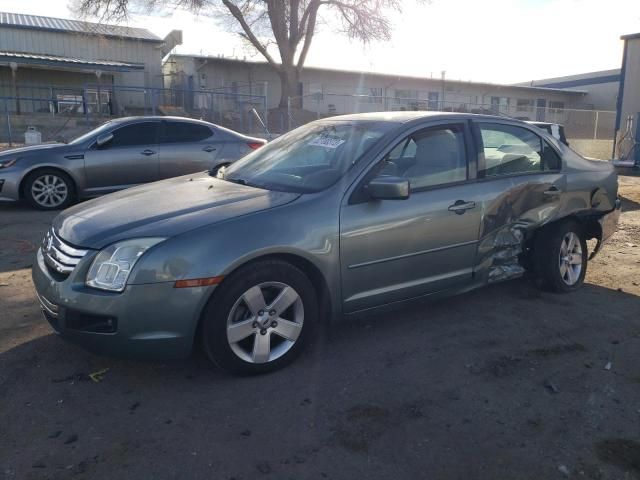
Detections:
[224, 176, 263, 189]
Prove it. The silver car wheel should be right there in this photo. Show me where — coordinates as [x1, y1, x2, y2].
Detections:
[31, 174, 68, 208]
[226, 281, 304, 364]
[558, 231, 583, 286]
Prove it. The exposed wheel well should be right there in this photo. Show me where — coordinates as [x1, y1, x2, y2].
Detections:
[523, 214, 603, 269]
[19, 167, 77, 200]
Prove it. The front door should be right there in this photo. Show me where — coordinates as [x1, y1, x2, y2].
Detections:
[340, 123, 482, 313]
[83, 120, 160, 195]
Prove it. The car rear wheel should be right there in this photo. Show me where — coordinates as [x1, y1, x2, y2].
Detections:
[534, 220, 588, 293]
[24, 169, 75, 210]
[201, 259, 317, 375]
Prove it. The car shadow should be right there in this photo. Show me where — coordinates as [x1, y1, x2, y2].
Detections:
[1, 279, 640, 478]
[620, 194, 640, 212]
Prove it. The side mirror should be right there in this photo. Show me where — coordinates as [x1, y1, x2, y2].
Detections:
[96, 133, 114, 148]
[368, 176, 410, 200]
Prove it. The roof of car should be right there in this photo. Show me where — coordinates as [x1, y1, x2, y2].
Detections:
[110, 116, 210, 123]
[322, 111, 518, 123]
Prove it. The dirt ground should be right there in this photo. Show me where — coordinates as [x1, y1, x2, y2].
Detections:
[1, 175, 639, 480]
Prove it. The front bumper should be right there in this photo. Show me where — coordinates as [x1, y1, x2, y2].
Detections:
[32, 247, 215, 359]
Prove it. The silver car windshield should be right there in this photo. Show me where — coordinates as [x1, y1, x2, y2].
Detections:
[222, 121, 391, 193]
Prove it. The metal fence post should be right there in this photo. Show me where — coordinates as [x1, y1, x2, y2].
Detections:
[81, 87, 89, 124]
[594, 110, 599, 140]
[263, 82, 268, 128]
[5, 99, 13, 147]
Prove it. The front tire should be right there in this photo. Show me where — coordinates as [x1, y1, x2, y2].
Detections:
[24, 169, 75, 210]
[534, 220, 588, 293]
[201, 259, 317, 375]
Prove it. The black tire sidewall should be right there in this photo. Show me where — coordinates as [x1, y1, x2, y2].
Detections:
[201, 260, 318, 375]
[24, 169, 75, 210]
[535, 220, 588, 293]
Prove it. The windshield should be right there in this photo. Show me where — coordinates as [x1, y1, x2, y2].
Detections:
[221, 120, 391, 193]
[68, 120, 118, 145]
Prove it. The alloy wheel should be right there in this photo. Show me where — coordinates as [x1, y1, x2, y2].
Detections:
[226, 281, 304, 364]
[31, 174, 68, 208]
[558, 231, 583, 286]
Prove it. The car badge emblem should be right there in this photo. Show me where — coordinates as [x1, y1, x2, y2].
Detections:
[46, 234, 53, 252]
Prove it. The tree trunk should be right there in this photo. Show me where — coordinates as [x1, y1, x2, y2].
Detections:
[277, 66, 301, 109]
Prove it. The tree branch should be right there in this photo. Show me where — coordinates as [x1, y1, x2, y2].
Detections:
[221, 0, 278, 67]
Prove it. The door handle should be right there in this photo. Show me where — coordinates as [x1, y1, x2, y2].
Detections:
[448, 200, 476, 215]
[543, 186, 561, 196]
[141, 149, 156, 156]
[203, 146, 217, 153]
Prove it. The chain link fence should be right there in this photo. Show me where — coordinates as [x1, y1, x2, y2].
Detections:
[0, 83, 267, 149]
[286, 93, 617, 159]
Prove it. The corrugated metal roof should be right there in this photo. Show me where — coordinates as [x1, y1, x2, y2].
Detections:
[0, 11, 162, 42]
[0, 51, 146, 71]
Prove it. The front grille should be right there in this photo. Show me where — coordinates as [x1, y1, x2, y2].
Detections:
[42, 229, 88, 276]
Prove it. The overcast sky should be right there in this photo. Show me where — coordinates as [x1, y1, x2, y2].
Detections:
[2, 0, 640, 84]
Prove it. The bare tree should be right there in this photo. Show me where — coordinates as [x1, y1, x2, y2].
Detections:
[76, 0, 402, 108]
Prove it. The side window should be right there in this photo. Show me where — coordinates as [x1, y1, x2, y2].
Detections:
[542, 141, 562, 170]
[479, 124, 553, 177]
[109, 122, 158, 148]
[383, 126, 467, 190]
[161, 122, 213, 143]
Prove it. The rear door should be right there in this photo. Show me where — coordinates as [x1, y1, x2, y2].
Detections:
[340, 121, 483, 313]
[157, 120, 221, 179]
[83, 120, 160, 194]
[470, 120, 564, 282]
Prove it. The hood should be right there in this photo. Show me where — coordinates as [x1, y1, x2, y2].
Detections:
[54, 174, 300, 249]
[0, 143, 67, 158]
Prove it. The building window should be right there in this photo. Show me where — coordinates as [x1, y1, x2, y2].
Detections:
[395, 89, 419, 100]
[428, 92, 439, 110]
[548, 101, 565, 114]
[516, 99, 534, 112]
[308, 83, 323, 100]
[369, 87, 383, 103]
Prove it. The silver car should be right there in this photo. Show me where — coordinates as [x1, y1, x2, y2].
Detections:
[32, 112, 620, 375]
[0, 116, 266, 210]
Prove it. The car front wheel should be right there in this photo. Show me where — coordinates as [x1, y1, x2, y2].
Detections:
[24, 169, 74, 210]
[534, 220, 588, 293]
[201, 259, 317, 375]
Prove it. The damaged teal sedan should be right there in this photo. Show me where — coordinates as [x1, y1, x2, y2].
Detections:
[32, 112, 620, 374]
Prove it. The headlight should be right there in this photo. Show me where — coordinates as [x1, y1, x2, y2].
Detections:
[0, 158, 17, 169]
[86, 238, 165, 292]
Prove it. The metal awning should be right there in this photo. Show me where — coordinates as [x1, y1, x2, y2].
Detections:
[0, 51, 145, 72]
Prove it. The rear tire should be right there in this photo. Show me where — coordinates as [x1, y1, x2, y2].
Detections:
[23, 168, 75, 210]
[201, 259, 317, 375]
[534, 220, 587, 293]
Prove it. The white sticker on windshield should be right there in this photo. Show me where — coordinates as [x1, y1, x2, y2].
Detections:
[308, 135, 345, 149]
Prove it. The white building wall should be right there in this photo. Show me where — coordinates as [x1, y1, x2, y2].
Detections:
[619, 37, 640, 127]
[164, 56, 584, 121]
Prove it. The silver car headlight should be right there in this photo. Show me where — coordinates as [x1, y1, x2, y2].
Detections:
[86, 238, 166, 292]
[0, 158, 17, 169]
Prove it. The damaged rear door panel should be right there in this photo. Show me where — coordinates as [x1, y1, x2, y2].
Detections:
[473, 173, 565, 283]
[469, 120, 619, 284]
